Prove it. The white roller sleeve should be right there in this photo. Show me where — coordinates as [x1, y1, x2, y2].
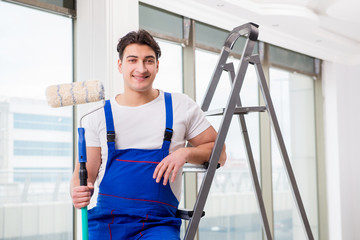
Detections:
[46, 80, 105, 108]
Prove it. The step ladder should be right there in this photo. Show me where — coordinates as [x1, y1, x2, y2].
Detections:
[182, 22, 315, 240]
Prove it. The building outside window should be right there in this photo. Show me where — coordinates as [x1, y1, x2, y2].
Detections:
[0, 2, 73, 239]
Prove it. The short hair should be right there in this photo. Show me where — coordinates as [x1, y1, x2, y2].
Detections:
[117, 29, 161, 60]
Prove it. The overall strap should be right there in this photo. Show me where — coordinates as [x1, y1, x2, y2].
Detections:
[162, 92, 173, 154]
[104, 100, 115, 151]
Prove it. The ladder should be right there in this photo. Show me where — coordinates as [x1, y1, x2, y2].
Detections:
[182, 22, 315, 240]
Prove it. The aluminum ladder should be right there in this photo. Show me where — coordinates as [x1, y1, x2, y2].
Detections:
[182, 22, 315, 240]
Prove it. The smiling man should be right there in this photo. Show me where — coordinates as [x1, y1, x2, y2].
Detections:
[70, 29, 226, 240]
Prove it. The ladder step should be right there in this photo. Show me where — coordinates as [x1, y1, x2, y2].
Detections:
[205, 106, 266, 116]
[183, 163, 207, 173]
[176, 209, 206, 221]
[183, 162, 221, 173]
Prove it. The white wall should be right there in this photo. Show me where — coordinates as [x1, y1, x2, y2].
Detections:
[322, 62, 360, 240]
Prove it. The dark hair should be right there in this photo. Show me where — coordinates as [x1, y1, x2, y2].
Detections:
[117, 29, 161, 60]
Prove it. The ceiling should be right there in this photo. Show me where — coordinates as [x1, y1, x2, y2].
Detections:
[142, 0, 360, 65]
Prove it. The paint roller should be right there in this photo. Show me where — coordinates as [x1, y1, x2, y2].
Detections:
[46, 80, 105, 240]
[46, 80, 105, 108]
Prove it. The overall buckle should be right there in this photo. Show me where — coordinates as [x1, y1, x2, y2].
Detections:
[107, 131, 115, 142]
[164, 128, 173, 142]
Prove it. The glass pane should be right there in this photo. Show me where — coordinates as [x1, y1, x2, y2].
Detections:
[196, 48, 261, 239]
[270, 68, 319, 240]
[153, 39, 183, 93]
[269, 45, 315, 74]
[139, 3, 183, 39]
[10, 0, 75, 9]
[195, 22, 229, 50]
[195, 21, 258, 55]
[38, 0, 75, 9]
[0, 2, 73, 240]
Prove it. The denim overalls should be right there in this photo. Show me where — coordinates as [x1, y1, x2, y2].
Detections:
[88, 92, 181, 239]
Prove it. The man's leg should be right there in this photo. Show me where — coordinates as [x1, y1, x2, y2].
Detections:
[139, 225, 181, 240]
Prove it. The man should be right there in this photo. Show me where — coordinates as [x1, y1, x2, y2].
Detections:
[71, 29, 226, 239]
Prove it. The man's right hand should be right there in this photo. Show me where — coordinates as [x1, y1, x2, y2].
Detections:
[71, 182, 94, 209]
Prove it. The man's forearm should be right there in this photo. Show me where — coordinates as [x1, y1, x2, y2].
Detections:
[186, 142, 226, 166]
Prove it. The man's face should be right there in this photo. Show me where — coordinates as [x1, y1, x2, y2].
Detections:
[118, 43, 159, 94]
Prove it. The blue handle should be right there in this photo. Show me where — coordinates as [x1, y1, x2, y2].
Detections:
[78, 128, 87, 163]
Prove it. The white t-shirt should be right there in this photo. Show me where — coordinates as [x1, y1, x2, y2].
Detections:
[84, 90, 210, 201]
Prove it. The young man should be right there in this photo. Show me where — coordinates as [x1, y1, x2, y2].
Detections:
[70, 29, 226, 239]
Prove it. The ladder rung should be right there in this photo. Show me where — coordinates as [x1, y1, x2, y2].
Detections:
[183, 162, 221, 173]
[205, 106, 266, 116]
[176, 209, 206, 220]
[183, 163, 208, 173]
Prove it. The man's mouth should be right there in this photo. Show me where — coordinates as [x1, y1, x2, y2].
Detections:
[133, 75, 149, 81]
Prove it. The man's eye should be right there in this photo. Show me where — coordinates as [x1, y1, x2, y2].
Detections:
[145, 59, 155, 64]
[128, 59, 136, 63]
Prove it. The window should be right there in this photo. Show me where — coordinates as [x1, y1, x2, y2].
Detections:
[0, 2, 73, 239]
[2, 0, 76, 17]
[270, 68, 318, 240]
[153, 39, 183, 93]
[139, 3, 183, 40]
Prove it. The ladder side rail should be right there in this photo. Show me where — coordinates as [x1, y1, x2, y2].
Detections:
[201, 48, 230, 111]
[251, 55, 315, 240]
[184, 38, 256, 240]
[225, 64, 273, 240]
[201, 22, 259, 112]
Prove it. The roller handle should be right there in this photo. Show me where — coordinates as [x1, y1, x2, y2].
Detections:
[79, 163, 88, 186]
[81, 208, 88, 240]
[78, 128, 89, 240]
[78, 128, 87, 164]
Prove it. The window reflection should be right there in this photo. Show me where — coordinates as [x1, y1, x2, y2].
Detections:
[153, 39, 183, 93]
[270, 68, 318, 240]
[0, 2, 73, 239]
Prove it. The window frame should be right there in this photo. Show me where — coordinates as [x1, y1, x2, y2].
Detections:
[2, 0, 75, 17]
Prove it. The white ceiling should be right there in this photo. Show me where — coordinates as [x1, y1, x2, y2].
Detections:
[142, 0, 360, 65]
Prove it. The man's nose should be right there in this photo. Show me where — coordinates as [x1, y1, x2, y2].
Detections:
[136, 61, 147, 72]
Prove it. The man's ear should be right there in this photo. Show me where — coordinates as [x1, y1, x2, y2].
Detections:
[118, 59, 122, 73]
[156, 60, 159, 73]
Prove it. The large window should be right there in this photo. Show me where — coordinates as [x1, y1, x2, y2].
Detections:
[270, 68, 318, 240]
[0, 2, 73, 239]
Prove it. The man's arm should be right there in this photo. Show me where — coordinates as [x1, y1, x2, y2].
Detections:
[153, 126, 226, 185]
[70, 146, 102, 209]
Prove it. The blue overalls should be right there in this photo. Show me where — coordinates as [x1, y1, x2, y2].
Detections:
[88, 92, 181, 240]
